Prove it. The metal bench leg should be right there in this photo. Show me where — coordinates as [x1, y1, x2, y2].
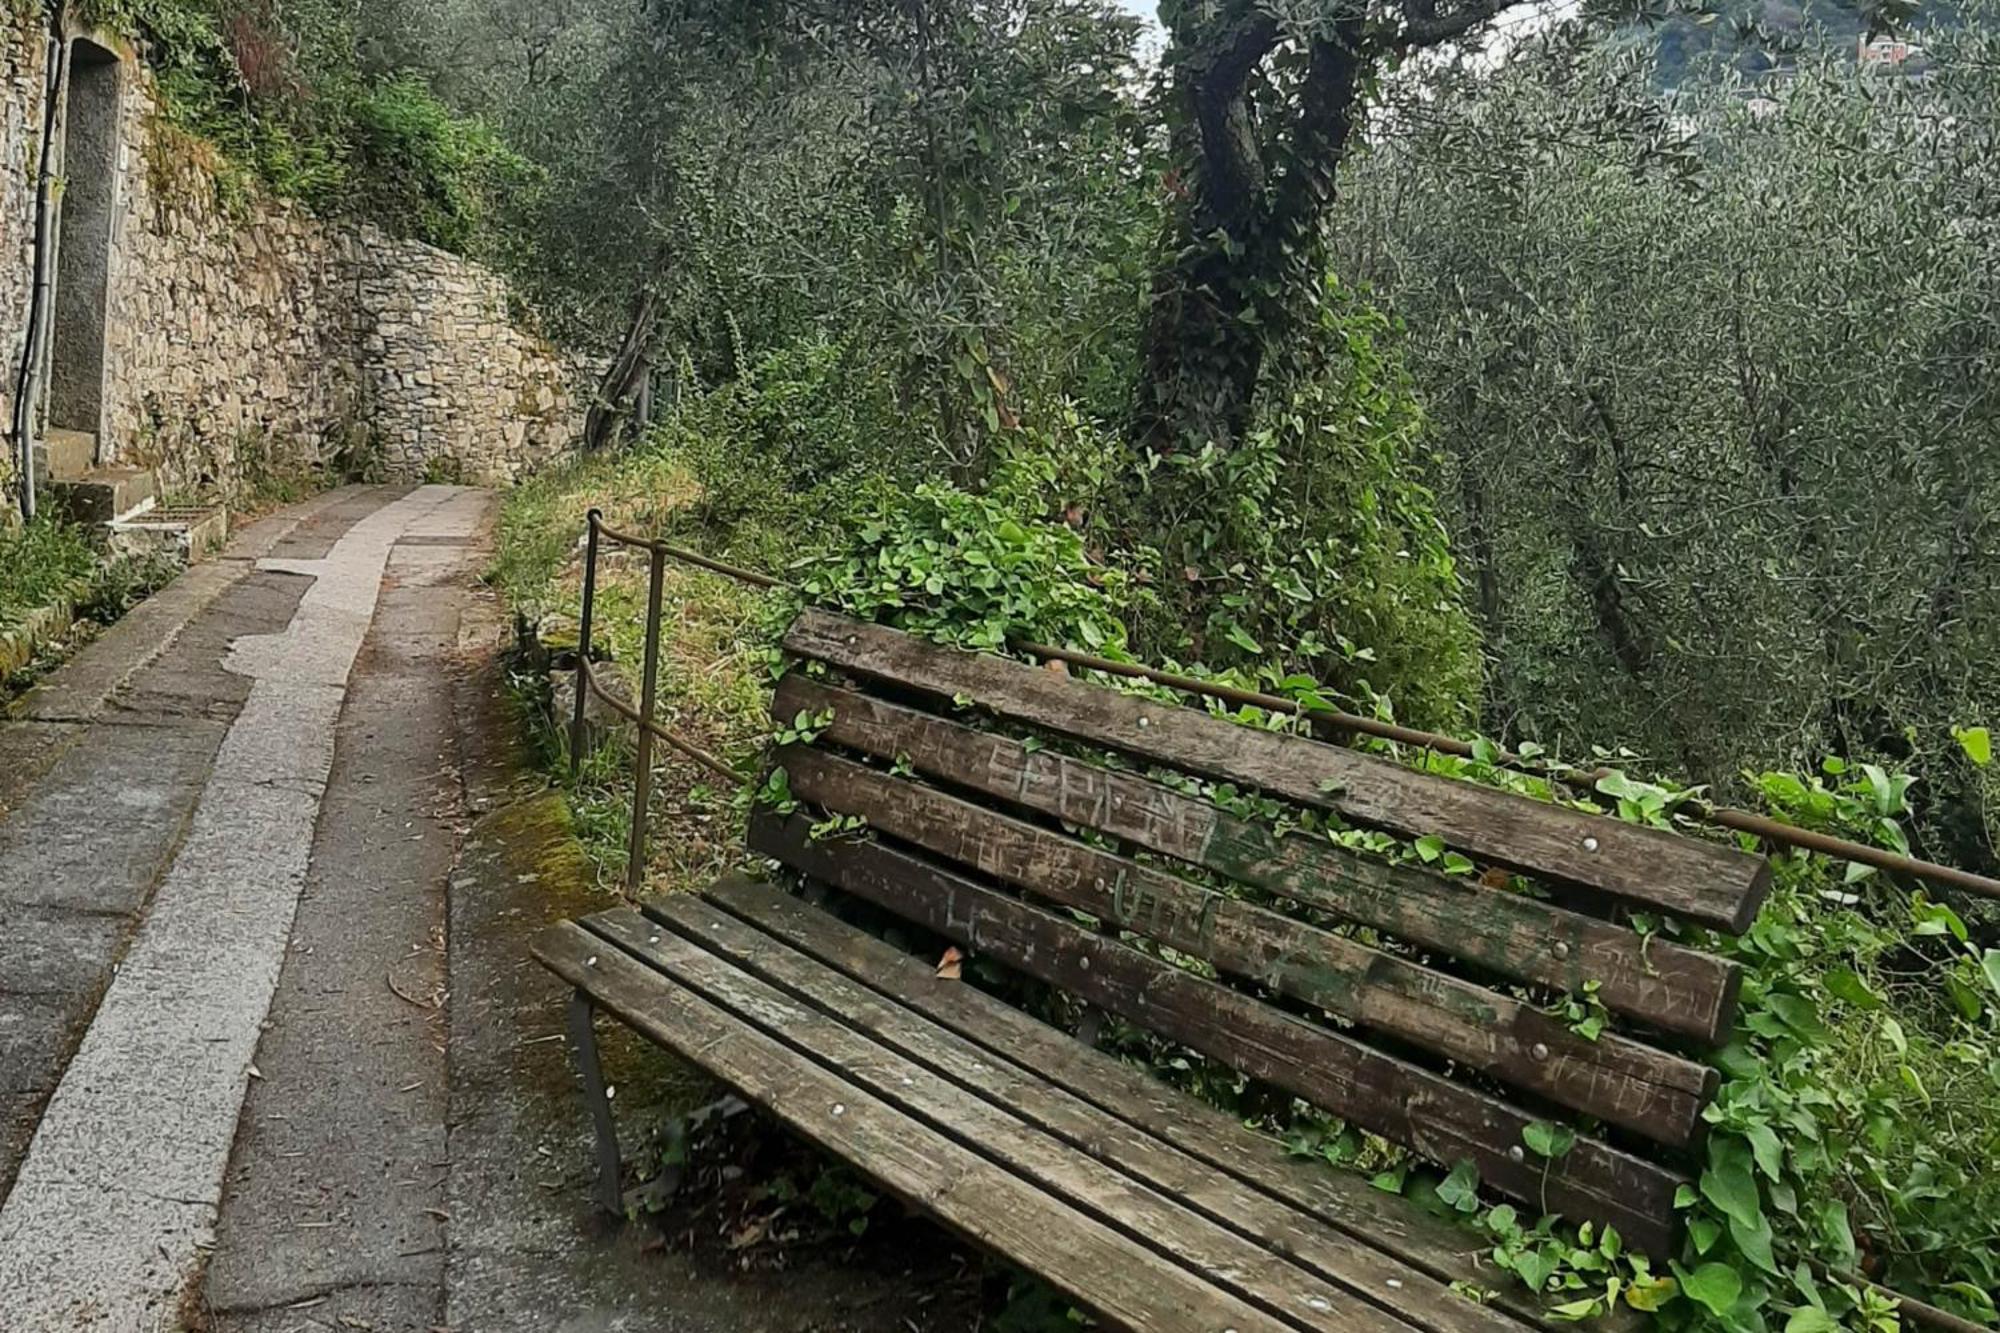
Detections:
[567, 990, 623, 1214]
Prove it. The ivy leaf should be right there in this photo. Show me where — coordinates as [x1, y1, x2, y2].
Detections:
[1625, 1274, 1679, 1312]
[1522, 1122, 1576, 1160]
[1817, 1201, 1857, 1270]
[1222, 622, 1262, 655]
[1744, 1123, 1784, 1181]
[1436, 1160, 1482, 1214]
[1511, 1248, 1558, 1293]
[1822, 967, 1883, 1011]
[1679, 1262, 1743, 1317]
[1413, 834, 1446, 863]
[1982, 949, 2000, 999]
[1729, 1207, 1780, 1275]
[1953, 725, 1992, 767]
[1785, 1309, 1842, 1333]
[1547, 1297, 1602, 1322]
[1879, 1014, 1907, 1056]
[1764, 993, 1826, 1040]
[1700, 1150, 1762, 1230]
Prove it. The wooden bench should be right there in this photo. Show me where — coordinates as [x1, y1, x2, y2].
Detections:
[534, 608, 1771, 1332]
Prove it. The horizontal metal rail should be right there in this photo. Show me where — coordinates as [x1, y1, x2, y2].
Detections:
[591, 513, 785, 588]
[572, 511, 2000, 905]
[578, 656, 748, 787]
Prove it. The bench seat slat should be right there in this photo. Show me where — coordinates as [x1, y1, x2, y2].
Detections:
[632, 888, 1542, 1333]
[779, 746, 1717, 1147]
[749, 810, 1688, 1258]
[568, 913, 1418, 1333]
[699, 876, 1636, 1333]
[775, 675, 1741, 1043]
[533, 919, 1288, 1333]
[784, 610, 1770, 931]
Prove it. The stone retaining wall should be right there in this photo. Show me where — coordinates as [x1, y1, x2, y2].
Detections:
[0, 19, 577, 510]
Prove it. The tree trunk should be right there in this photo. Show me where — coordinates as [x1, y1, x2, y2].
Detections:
[1133, 17, 1364, 456]
[583, 282, 662, 454]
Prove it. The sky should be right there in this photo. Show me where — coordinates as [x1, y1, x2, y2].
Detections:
[1115, 0, 1162, 25]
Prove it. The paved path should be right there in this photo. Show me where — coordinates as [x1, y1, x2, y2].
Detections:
[0, 487, 473, 1328]
[0, 484, 931, 1332]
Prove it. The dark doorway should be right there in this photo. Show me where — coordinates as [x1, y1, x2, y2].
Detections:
[48, 38, 122, 442]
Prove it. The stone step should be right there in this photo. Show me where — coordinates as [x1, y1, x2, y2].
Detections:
[30, 429, 98, 485]
[49, 467, 156, 525]
[107, 505, 228, 564]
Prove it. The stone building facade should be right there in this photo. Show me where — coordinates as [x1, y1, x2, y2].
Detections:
[0, 15, 578, 510]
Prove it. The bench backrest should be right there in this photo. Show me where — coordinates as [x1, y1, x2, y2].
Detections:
[750, 609, 1770, 1258]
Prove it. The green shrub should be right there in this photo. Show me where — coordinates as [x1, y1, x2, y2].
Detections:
[83, 0, 523, 252]
[794, 476, 1139, 658]
[347, 76, 533, 256]
[0, 518, 98, 629]
[656, 337, 894, 573]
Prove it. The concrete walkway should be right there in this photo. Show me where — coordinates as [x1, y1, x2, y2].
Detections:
[0, 484, 944, 1332]
[0, 486, 470, 1327]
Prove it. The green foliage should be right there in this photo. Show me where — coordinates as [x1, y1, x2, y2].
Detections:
[0, 518, 98, 630]
[75, 549, 182, 625]
[1121, 286, 1483, 730]
[83, 0, 521, 251]
[345, 77, 533, 256]
[794, 476, 1139, 658]
[658, 337, 888, 572]
[1421, 754, 2000, 1332]
[1338, 20, 2000, 866]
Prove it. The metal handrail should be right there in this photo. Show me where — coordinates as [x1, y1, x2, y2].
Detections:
[567, 507, 2000, 905]
[577, 657, 747, 785]
[569, 509, 754, 893]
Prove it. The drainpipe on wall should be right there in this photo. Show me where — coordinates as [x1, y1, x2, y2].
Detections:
[11, 16, 65, 523]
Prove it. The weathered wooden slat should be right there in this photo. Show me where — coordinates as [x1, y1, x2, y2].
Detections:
[583, 908, 1420, 1333]
[775, 675, 1741, 1043]
[533, 920, 1289, 1333]
[628, 892, 1538, 1333]
[748, 810, 1688, 1256]
[780, 747, 1716, 1146]
[699, 877, 1631, 1329]
[783, 610, 1771, 932]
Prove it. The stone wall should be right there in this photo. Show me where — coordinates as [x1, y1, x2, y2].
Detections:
[104, 110, 361, 498]
[0, 16, 578, 514]
[351, 228, 573, 482]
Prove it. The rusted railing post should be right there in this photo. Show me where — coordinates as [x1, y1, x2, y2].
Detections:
[625, 546, 667, 894]
[569, 510, 603, 781]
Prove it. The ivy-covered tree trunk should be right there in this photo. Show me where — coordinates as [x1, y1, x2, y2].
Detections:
[1135, 0, 1510, 456]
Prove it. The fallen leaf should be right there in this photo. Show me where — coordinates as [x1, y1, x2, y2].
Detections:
[935, 947, 964, 980]
[727, 1216, 772, 1250]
